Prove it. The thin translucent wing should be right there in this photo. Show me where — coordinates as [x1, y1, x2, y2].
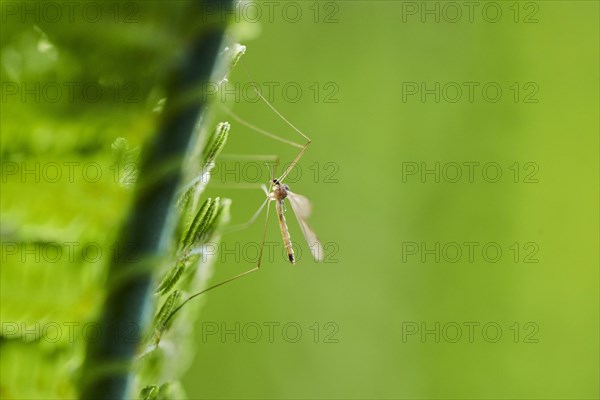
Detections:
[287, 192, 323, 262]
[286, 191, 312, 218]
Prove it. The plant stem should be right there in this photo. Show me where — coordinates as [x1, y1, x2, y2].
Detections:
[80, 2, 233, 398]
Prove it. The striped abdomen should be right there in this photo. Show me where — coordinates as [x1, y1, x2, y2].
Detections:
[276, 199, 295, 264]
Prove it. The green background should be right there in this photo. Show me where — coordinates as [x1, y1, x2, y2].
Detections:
[0, 1, 598, 399]
[185, 1, 599, 399]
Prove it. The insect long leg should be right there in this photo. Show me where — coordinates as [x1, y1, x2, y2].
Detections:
[164, 265, 259, 327]
[256, 197, 272, 269]
[221, 196, 268, 234]
[210, 160, 275, 234]
[221, 98, 311, 184]
[220, 105, 304, 149]
[239, 60, 312, 183]
[277, 141, 310, 183]
[165, 196, 272, 326]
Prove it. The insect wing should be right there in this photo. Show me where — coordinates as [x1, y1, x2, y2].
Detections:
[287, 192, 324, 261]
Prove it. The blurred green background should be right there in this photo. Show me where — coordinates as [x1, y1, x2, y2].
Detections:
[1, 1, 598, 399]
[186, 2, 599, 399]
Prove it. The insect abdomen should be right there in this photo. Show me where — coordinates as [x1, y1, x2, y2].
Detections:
[276, 200, 295, 264]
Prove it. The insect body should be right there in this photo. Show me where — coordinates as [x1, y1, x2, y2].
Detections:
[271, 180, 296, 263]
[267, 178, 323, 265]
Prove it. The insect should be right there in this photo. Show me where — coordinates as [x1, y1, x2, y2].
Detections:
[252, 169, 324, 268]
[271, 178, 323, 264]
[218, 59, 324, 270]
[164, 59, 322, 322]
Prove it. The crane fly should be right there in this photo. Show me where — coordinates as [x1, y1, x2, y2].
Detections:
[269, 177, 323, 265]
[219, 55, 323, 269]
[164, 55, 323, 323]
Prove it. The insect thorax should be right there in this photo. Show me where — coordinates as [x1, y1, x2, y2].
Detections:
[271, 181, 290, 201]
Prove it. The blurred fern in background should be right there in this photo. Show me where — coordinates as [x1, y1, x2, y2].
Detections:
[1, 1, 244, 398]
